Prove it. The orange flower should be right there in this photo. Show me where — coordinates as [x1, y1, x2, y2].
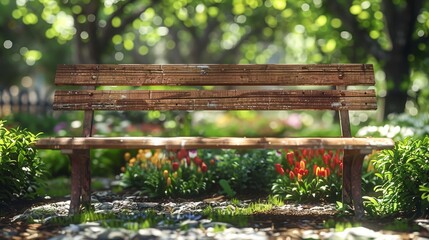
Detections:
[297, 173, 302, 181]
[299, 160, 306, 170]
[129, 157, 136, 167]
[316, 167, 329, 178]
[315, 166, 321, 176]
[163, 169, 169, 179]
[124, 152, 131, 161]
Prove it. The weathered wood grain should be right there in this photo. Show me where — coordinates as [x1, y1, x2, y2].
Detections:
[53, 89, 377, 110]
[35, 137, 395, 150]
[55, 64, 374, 86]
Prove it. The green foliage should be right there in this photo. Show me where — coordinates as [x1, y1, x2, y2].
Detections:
[214, 149, 280, 194]
[364, 136, 429, 217]
[271, 149, 343, 203]
[0, 120, 46, 203]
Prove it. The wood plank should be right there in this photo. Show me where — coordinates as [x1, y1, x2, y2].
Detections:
[35, 137, 395, 150]
[55, 64, 374, 86]
[52, 89, 377, 111]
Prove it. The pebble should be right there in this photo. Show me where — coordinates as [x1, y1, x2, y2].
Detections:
[6, 190, 418, 240]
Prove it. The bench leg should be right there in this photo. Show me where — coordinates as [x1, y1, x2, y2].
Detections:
[351, 153, 365, 218]
[80, 149, 91, 210]
[342, 150, 353, 206]
[342, 150, 365, 218]
[68, 149, 91, 215]
[69, 151, 82, 215]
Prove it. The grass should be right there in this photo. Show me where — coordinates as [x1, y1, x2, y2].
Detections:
[46, 210, 163, 230]
[31, 195, 284, 231]
[36, 177, 115, 198]
[202, 196, 283, 227]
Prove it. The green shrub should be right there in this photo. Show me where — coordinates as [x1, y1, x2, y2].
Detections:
[364, 136, 429, 217]
[0, 121, 46, 202]
[214, 149, 280, 194]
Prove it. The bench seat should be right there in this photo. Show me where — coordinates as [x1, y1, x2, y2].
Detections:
[36, 137, 394, 151]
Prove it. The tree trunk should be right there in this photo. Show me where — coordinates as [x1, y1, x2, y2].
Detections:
[383, 51, 410, 118]
[72, 1, 101, 64]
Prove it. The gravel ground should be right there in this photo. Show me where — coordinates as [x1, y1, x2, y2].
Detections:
[1, 190, 427, 239]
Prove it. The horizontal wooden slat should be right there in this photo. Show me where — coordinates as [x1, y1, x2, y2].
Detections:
[35, 137, 395, 150]
[55, 64, 374, 86]
[53, 89, 377, 111]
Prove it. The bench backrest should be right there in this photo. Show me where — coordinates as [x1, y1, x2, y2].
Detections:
[53, 64, 376, 138]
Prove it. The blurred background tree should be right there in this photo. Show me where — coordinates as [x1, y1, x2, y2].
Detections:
[1, 0, 428, 117]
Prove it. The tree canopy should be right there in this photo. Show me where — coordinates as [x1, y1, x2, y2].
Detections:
[1, 0, 429, 117]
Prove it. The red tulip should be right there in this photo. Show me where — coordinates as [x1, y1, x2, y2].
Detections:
[172, 161, 179, 171]
[286, 152, 294, 166]
[177, 148, 188, 160]
[193, 156, 203, 166]
[323, 153, 330, 166]
[274, 163, 285, 175]
[289, 171, 295, 180]
[326, 167, 331, 177]
[201, 162, 208, 172]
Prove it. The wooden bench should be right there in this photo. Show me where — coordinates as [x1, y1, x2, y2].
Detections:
[35, 64, 395, 217]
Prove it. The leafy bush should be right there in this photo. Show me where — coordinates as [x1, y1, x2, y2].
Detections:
[214, 149, 280, 194]
[0, 121, 46, 202]
[364, 136, 429, 217]
[271, 149, 343, 202]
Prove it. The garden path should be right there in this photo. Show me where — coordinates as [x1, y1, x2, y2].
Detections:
[0, 189, 424, 239]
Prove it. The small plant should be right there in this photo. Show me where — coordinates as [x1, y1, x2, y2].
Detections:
[271, 149, 343, 202]
[219, 179, 236, 198]
[0, 121, 46, 203]
[267, 195, 284, 207]
[364, 136, 429, 217]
